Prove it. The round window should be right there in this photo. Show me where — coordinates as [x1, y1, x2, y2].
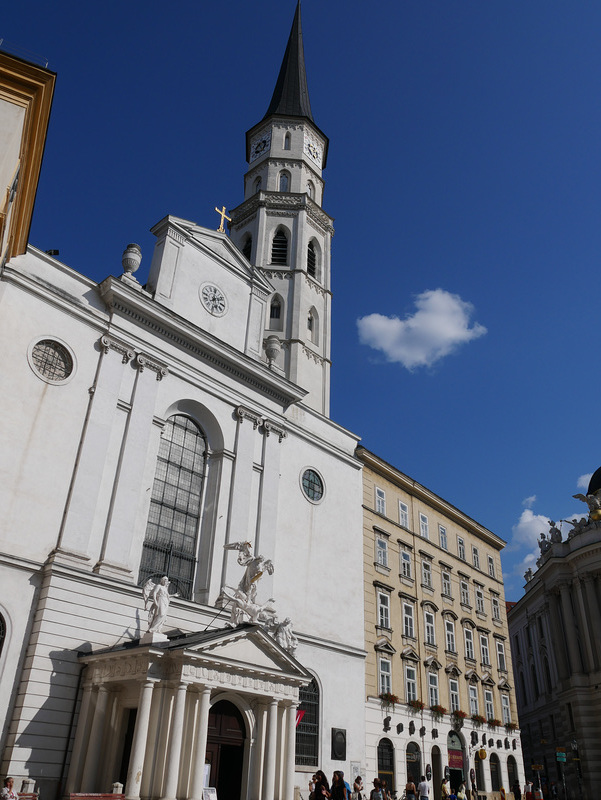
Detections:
[29, 339, 74, 383]
[301, 468, 324, 503]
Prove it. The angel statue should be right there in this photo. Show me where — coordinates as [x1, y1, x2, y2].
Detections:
[224, 541, 274, 603]
[573, 488, 601, 521]
[143, 576, 178, 634]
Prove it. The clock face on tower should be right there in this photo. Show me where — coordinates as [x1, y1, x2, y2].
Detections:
[199, 283, 227, 316]
[304, 133, 322, 165]
[250, 131, 272, 162]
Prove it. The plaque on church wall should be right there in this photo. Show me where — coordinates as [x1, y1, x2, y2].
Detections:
[203, 788, 217, 800]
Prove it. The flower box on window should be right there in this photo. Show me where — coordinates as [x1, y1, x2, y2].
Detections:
[430, 704, 447, 721]
[471, 714, 487, 727]
[408, 698, 425, 712]
[379, 692, 400, 709]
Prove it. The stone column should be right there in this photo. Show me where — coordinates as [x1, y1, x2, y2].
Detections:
[80, 685, 109, 791]
[261, 699, 279, 800]
[548, 591, 569, 679]
[97, 355, 167, 577]
[189, 687, 212, 800]
[65, 681, 94, 794]
[252, 703, 267, 800]
[125, 680, 156, 800]
[559, 582, 582, 673]
[573, 578, 594, 673]
[255, 419, 286, 600]
[161, 682, 189, 800]
[583, 574, 601, 669]
[283, 702, 298, 800]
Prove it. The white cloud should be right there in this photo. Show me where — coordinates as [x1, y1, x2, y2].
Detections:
[577, 473, 592, 490]
[522, 495, 536, 508]
[510, 508, 549, 550]
[356, 288, 487, 370]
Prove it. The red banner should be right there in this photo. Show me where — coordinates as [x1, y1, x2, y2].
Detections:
[296, 710, 306, 727]
[448, 749, 463, 769]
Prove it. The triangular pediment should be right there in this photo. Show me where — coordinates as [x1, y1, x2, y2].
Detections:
[375, 637, 396, 655]
[169, 624, 310, 679]
[401, 646, 420, 662]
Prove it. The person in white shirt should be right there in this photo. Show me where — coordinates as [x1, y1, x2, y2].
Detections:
[418, 777, 429, 800]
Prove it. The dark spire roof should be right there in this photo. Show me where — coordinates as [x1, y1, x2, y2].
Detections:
[264, 1, 313, 121]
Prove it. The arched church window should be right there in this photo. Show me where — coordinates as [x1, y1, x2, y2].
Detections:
[253, 177, 262, 194]
[242, 235, 252, 261]
[307, 181, 315, 199]
[279, 171, 290, 192]
[138, 415, 207, 601]
[284, 132, 291, 150]
[269, 296, 283, 331]
[0, 613, 5, 658]
[307, 241, 317, 277]
[308, 308, 319, 344]
[296, 677, 319, 767]
[271, 229, 288, 265]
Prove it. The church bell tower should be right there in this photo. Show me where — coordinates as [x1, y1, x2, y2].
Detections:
[229, 2, 333, 417]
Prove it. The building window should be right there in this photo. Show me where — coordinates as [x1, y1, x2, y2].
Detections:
[425, 611, 436, 645]
[253, 176, 262, 194]
[295, 677, 319, 766]
[242, 234, 252, 261]
[376, 536, 388, 567]
[399, 501, 409, 528]
[400, 550, 412, 579]
[445, 619, 456, 652]
[449, 679, 460, 712]
[139, 415, 207, 600]
[271, 229, 288, 264]
[469, 685, 479, 715]
[405, 665, 417, 702]
[488, 555, 495, 578]
[422, 561, 432, 588]
[496, 640, 506, 671]
[419, 513, 429, 539]
[284, 131, 291, 150]
[301, 468, 324, 502]
[30, 339, 74, 383]
[484, 689, 494, 720]
[458, 537, 465, 560]
[269, 296, 283, 330]
[492, 596, 501, 620]
[439, 525, 448, 550]
[375, 487, 386, 515]
[501, 694, 511, 725]
[403, 603, 415, 638]
[464, 628, 475, 660]
[307, 180, 315, 199]
[279, 171, 290, 192]
[378, 593, 391, 629]
[307, 309, 319, 343]
[442, 571, 452, 597]
[480, 634, 490, 665]
[0, 613, 5, 659]
[307, 241, 317, 277]
[475, 587, 485, 614]
[472, 546, 480, 569]
[428, 673, 439, 707]
[461, 580, 470, 606]
[379, 659, 392, 695]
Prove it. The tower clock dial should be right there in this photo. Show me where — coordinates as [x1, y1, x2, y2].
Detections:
[250, 131, 272, 162]
[200, 283, 227, 316]
[304, 134, 322, 164]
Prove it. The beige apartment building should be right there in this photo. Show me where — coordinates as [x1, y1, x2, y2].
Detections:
[357, 447, 524, 799]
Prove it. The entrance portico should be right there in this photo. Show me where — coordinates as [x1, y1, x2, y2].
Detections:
[67, 624, 310, 800]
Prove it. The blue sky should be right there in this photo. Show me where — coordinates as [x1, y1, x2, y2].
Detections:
[4, 0, 601, 599]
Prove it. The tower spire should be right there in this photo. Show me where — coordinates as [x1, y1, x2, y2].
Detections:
[264, 1, 313, 121]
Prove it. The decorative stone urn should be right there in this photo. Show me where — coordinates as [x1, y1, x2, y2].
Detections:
[265, 335, 281, 367]
[121, 243, 142, 278]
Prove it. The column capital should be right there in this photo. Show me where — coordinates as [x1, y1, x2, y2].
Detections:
[100, 333, 135, 362]
[135, 353, 168, 380]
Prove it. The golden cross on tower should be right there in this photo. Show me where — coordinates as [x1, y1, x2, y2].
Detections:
[214, 205, 231, 233]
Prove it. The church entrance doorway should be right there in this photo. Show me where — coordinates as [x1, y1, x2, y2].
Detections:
[446, 730, 465, 791]
[206, 700, 246, 800]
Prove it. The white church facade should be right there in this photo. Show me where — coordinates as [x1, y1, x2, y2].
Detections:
[0, 7, 366, 800]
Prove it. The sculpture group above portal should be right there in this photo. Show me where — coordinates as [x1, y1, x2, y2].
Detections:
[221, 541, 297, 655]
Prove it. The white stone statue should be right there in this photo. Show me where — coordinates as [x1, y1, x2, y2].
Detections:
[549, 520, 562, 543]
[573, 488, 601, 519]
[221, 585, 278, 627]
[143, 576, 177, 634]
[272, 616, 298, 656]
[224, 541, 274, 603]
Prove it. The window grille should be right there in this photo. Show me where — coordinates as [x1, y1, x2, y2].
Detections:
[271, 230, 288, 264]
[296, 678, 319, 766]
[307, 242, 317, 276]
[31, 339, 73, 381]
[138, 415, 207, 600]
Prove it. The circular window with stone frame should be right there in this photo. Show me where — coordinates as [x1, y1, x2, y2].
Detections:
[300, 467, 325, 504]
[27, 337, 76, 385]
